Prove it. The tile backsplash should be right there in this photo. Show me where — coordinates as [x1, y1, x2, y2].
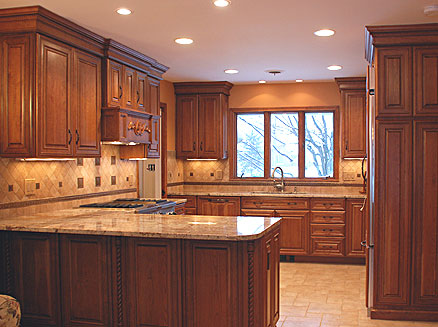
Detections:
[0, 145, 137, 204]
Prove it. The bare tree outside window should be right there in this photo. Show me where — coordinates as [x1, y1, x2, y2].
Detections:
[236, 114, 264, 177]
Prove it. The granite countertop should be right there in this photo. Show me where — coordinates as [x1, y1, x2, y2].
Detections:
[169, 191, 366, 199]
[0, 208, 281, 241]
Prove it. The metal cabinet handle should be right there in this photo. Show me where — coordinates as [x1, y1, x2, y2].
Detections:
[193, 142, 196, 151]
[200, 141, 203, 151]
[68, 129, 72, 145]
[207, 198, 229, 203]
[267, 252, 270, 270]
[119, 85, 123, 99]
[137, 90, 140, 103]
[345, 140, 348, 151]
[75, 130, 80, 145]
[361, 241, 367, 247]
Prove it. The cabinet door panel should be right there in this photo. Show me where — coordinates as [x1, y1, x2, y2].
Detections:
[414, 46, 438, 116]
[0, 35, 33, 157]
[107, 60, 123, 107]
[37, 36, 73, 156]
[346, 199, 366, 257]
[123, 67, 135, 109]
[198, 94, 222, 158]
[73, 50, 101, 156]
[176, 95, 198, 158]
[127, 238, 180, 327]
[343, 91, 366, 158]
[276, 211, 309, 255]
[413, 122, 438, 307]
[10, 233, 61, 327]
[374, 121, 412, 307]
[376, 47, 412, 117]
[148, 77, 160, 115]
[60, 234, 111, 326]
[198, 196, 241, 216]
[136, 71, 147, 111]
[147, 115, 160, 158]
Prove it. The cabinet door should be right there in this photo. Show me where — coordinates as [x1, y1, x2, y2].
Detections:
[106, 60, 123, 107]
[414, 46, 438, 116]
[198, 94, 223, 159]
[275, 210, 309, 255]
[123, 66, 136, 109]
[346, 199, 366, 257]
[412, 122, 438, 307]
[147, 115, 160, 158]
[126, 238, 180, 327]
[60, 234, 111, 327]
[136, 71, 148, 111]
[374, 121, 412, 307]
[198, 196, 241, 216]
[376, 47, 412, 117]
[9, 232, 61, 327]
[0, 35, 33, 157]
[342, 90, 367, 158]
[148, 76, 160, 115]
[37, 36, 73, 157]
[73, 49, 101, 157]
[176, 95, 198, 158]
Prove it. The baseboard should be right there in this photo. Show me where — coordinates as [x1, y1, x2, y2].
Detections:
[370, 308, 438, 321]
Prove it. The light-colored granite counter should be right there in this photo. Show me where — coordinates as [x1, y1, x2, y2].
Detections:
[168, 191, 366, 198]
[0, 208, 281, 241]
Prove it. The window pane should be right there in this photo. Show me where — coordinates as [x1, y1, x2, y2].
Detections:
[237, 113, 264, 178]
[305, 112, 334, 178]
[271, 113, 299, 178]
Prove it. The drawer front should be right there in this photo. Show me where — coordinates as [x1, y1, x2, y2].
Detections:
[311, 198, 345, 211]
[241, 197, 309, 210]
[310, 211, 345, 224]
[311, 238, 345, 256]
[240, 209, 276, 217]
[184, 207, 197, 215]
[168, 195, 197, 208]
[311, 224, 345, 237]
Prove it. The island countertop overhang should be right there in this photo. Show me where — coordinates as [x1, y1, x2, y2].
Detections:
[0, 208, 281, 241]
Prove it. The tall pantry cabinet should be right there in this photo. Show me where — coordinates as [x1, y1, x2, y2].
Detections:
[365, 24, 438, 321]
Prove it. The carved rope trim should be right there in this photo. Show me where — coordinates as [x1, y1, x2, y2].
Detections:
[248, 241, 255, 327]
[115, 237, 123, 327]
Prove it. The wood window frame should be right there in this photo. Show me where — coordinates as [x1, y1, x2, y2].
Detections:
[228, 106, 340, 181]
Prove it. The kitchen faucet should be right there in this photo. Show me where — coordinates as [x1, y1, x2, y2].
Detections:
[272, 166, 285, 192]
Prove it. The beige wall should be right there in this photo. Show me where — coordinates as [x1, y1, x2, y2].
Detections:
[229, 82, 340, 108]
[160, 80, 176, 151]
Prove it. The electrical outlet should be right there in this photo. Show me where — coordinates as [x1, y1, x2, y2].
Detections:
[24, 178, 36, 195]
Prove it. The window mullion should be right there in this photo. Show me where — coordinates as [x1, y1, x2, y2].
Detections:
[264, 112, 271, 179]
[298, 112, 305, 179]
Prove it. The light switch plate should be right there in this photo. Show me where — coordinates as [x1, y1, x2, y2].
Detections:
[24, 178, 36, 195]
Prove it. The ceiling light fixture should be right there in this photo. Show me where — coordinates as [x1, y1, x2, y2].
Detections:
[295, 79, 304, 83]
[259, 80, 266, 84]
[327, 65, 343, 71]
[116, 8, 132, 15]
[314, 29, 335, 37]
[175, 37, 194, 45]
[214, 0, 231, 7]
[224, 69, 239, 74]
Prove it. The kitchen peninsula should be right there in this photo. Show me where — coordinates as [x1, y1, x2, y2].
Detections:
[0, 210, 280, 327]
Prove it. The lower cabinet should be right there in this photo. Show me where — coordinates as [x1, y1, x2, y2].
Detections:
[346, 199, 366, 257]
[197, 196, 241, 216]
[276, 211, 309, 255]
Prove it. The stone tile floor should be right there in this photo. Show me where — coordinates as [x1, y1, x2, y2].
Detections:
[277, 262, 438, 327]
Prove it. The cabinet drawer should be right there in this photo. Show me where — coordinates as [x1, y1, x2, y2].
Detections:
[311, 224, 345, 237]
[241, 197, 309, 210]
[240, 209, 276, 217]
[311, 198, 345, 211]
[168, 195, 197, 208]
[311, 238, 345, 256]
[310, 211, 345, 224]
[184, 207, 197, 215]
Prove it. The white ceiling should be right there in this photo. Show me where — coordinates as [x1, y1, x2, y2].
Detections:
[0, 0, 437, 83]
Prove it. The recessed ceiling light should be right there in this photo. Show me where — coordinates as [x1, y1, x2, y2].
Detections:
[314, 29, 335, 37]
[116, 8, 132, 15]
[327, 65, 343, 71]
[214, 0, 231, 7]
[295, 79, 303, 83]
[224, 69, 239, 74]
[259, 80, 266, 84]
[175, 37, 194, 45]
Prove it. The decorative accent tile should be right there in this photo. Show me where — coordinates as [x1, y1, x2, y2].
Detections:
[8, 185, 13, 192]
[35, 183, 40, 190]
[77, 178, 84, 189]
[77, 158, 83, 166]
[95, 177, 101, 187]
[95, 158, 101, 166]
[59, 182, 63, 188]
[111, 156, 116, 165]
[111, 176, 116, 185]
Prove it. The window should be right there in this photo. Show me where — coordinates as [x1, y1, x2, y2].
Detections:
[231, 107, 339, 180]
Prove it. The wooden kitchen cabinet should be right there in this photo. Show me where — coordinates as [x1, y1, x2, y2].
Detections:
[198, 196, 241, 216]
[335, 77, 367, 158]
[167, 195, 197, 215]
[414, 46, 438, 116]
[276, 210, 309, 255]
[346, 199, 366, 257]
[175, 82, 233, 159]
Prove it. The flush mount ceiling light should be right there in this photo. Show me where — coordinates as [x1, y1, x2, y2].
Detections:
[214, 0, 231, 7]
[116, 8, 132, 15]
[175, 37, 194, 45]
[424, 5, 438, 16]
[314, 29, 335, 37]
[259, 80, 267, 84]
[327, 65, 343, 71]
[224, 69, 239, 74]
[295, 79, 304, 83]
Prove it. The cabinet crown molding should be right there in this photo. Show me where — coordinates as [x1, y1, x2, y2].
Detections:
[335, 77, 366, 91]
[174, 81, 234, 96]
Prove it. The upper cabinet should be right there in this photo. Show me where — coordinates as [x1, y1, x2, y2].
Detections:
[0, 7, 103, 158]
[174, 82, 233, 159]
[335, 77, 367, 159]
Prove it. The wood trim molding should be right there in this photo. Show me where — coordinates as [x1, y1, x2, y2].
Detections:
[174, 81, 234, 96]
[335, 77, 366, 91]
[247, 241, 255, 327]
